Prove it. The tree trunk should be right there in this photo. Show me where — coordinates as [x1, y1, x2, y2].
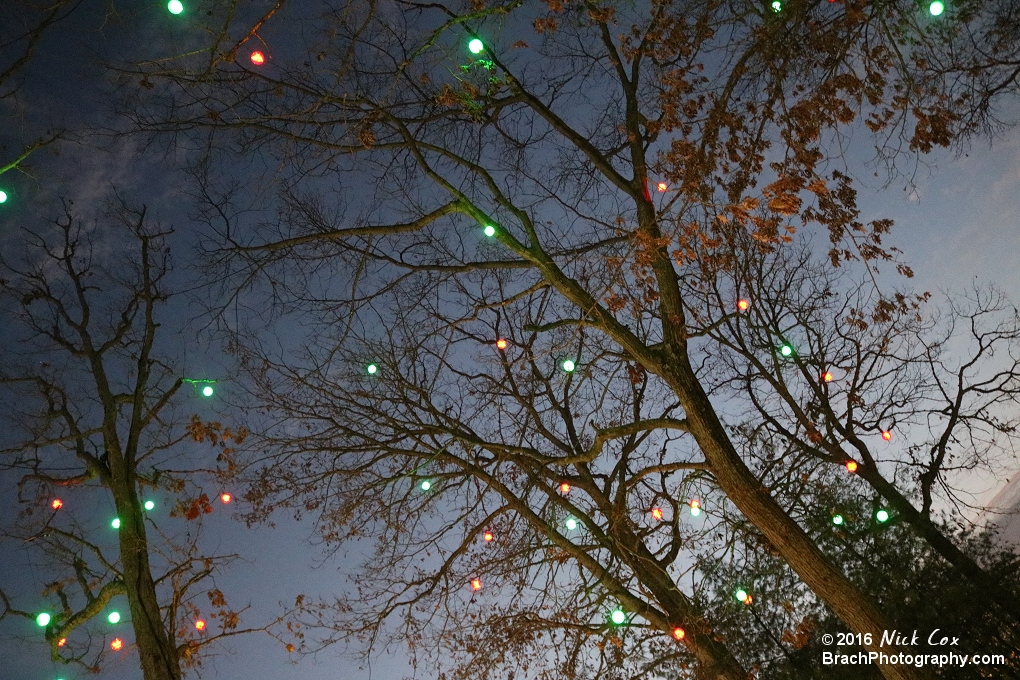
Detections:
[116, 488, 182, 680]
[665, 356, 932, 680]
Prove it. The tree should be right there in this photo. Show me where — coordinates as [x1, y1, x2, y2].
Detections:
[0, 201, 276, 679]
[0, 1, 78, 196]
[693, 234, 1020, 619]
[130, 1, 1020, 679]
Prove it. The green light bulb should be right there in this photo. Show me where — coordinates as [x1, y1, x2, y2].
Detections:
[610, 609, 627, 625]
[876, 509, 890, 523]
[929, 1, 945, 15]
[201, 385, 214, 397]
[735, 588, 748, 603]
[468, 38, 484, 54]
[780, 344, 793, 357]
[0, 190, 7, 203]
[168, 0, 183, 14]
[832, 514, 844, 525]
[108, 611, 121, 624]
[561, 359, 576, 372]
[564, 517, 578, 531]
[483, 225, 496, 237]
[420, 480, 431, 491]
[36, 612, 51, 627]
[144, 500, 155, 511]
[111, 518, 121, 529]
[771, 0, 782, 11]
[367, 364, 378, 375]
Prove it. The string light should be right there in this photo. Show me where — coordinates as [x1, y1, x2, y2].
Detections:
[220, 493, 232, 504]
[770, 0, 782, 11]
[656, 182, 667, 192]
[110, 638, 124, 651]
[108, 611, 121, 624]
[832, 514, 844, 526]
[881, 430, 893, 441]
[876, 509, 890, 523]
[51, 499, 63, 510]
[0, 190, 7, 203]
[420, 480, 432, 491]
[167, 0, 183, 14]
[651, 507, 663, 520]
[36, 613, 51, 627]
[564, 517, 578, 531]
[470, 578, 482, 591]
[201, 385, 214, 397]
[737, 299, 750, 312]
[483, 530, 494, 542]
[496, 338, 508, 350]
[846, 461, 858, 473]
[366, 364, 378, 375]
[250, 51, 265, 66]
[779, 343, 794, 357]
[734, 588, 750, 604]
[610, 608, 627, 625]
[57, 638, 66, 646]
[195, 619, 206, 631]
[559, 482, 571, 494]
[673, 627, 686, 641]
[468, 38, 484, 54]
[689, 499, 701, 517]
[111, 518, 121, 529]
[144, 500, 155, 511]
[822, 371, 834, 382]
[561, 359, 576, 372]
[929, 1, 945, 15]
[483, 225, 496, 237]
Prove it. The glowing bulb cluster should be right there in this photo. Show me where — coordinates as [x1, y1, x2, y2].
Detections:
[689, 499, 702, 517]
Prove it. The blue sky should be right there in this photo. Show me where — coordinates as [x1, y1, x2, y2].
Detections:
[2, 2, 1020, 679]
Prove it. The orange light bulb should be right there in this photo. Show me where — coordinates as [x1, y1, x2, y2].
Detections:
[496, 338, 508, 350]
[672, 627, 685, 640]
[250, 51, 265, 66]
[651, 507, 664, 520]
[656, 182, 668, 192]
[195, 619, 206, 631]
[51, 499, 63, 510]
[559, 482, 570, 494]
[845, 461, 858, 473]
[737, 299, 750, 312]
[483, 530, 494, 542]
[57, 638, 66, 647]
[110, 638, 124, 651]
[220, 493, 232, 504]
[881, 430, 892, 441]
[470, 578, 482, 591]
[822, 371, 834, 382]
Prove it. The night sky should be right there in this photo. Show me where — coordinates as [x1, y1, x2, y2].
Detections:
[2, 2, 1020, 679]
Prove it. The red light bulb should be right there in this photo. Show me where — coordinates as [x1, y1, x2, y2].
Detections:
[483, 530, 494, 542]
[195, 619, 206, 631]
[220, 493, 232, 504]
[737, 299, 750, 312]
[51, 499, 63, 510]
[57, 637, 66, 647]
[673, 627, 685, 640]
[559, 482, 570, 494]
[470, 578, 482, 591]
[822, 371, 834, 382]
[656, 182, 668, 192]
[496, 338, 508, 350]
[250, 51, 265, 66]
[845, 461, 858, 473]
[651, 507, 663, 520]
[110, 638, 124, 651]
[881, 430, 892, 441]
